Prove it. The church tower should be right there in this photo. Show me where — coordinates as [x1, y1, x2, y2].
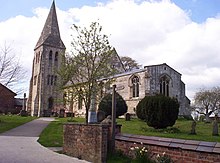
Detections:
[27, 1, 65, 116]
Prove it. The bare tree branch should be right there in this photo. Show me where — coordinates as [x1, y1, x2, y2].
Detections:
[0, 43, 27, 94]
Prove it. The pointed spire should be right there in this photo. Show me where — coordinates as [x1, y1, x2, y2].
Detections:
[35, 1, 65, 50]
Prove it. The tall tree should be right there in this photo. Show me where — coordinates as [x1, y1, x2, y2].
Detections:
[58, 22, 118, 123]
[120, 56, 141, 71]
[0, 43, 26, 94]
[193, 87, 220, 122]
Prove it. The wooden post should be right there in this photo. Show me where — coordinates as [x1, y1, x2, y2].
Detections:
[111, 85, 116, 153]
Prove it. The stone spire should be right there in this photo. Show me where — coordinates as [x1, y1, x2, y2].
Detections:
[35, 1, 65, 50]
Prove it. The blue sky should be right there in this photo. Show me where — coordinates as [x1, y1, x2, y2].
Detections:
[1, 0, 220, 99]
[173, 0, 220, 23]
[1, 0, 220, 23]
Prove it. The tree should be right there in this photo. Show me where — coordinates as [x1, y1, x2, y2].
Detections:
[0, 43, 26, 94]
[58, 22, 118, 123]
[120, 56, 141, 71]
[136, 95, 179, 129]
[98, 92, 128, 117]
[193, 87, 220, 122]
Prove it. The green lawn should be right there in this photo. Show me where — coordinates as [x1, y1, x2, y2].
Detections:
[117, 117, 220, 142]
[38, 117, 220, 148]
[38, 117, 85, 147]
[0, 115, 36, 133]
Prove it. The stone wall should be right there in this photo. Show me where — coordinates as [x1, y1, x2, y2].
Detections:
[115, 133, 220, 163]
[63, 123, 220, 163]
[63, 123, 109, 163]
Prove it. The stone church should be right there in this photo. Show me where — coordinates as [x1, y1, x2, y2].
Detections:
[27, 2, 190, 117]
[108, 63, 190, 115]
[27, 1, 65, 116]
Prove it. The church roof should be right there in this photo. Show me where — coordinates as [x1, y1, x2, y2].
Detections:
[35, 1, 65, 50]
[144, 63, 182, 75]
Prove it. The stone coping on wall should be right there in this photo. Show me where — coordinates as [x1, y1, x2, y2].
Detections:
[64, 122, 122, 128]
[115, 133, 220, 154]
[64, 122, 109, 126]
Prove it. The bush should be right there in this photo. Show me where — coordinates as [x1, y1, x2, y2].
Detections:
[98, 92, 128, 117]
[136, 98, 146, 121]
[136, 95, 179, 129]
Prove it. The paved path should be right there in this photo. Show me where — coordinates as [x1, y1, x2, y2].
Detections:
[0, 118, 89, 163]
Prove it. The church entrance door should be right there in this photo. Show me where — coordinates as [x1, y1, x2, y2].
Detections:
[44, 97, 53, 117]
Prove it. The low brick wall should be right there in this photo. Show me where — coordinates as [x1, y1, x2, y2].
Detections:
[63, 123, 109, 163]
[115, 133, 220, 163]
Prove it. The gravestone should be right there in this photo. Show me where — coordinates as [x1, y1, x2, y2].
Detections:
[52, 111, 58, 117]
[212, 115, 219, 136]
[125, 113, 131, 121]
[101, 115, 112, 124]
[66, 112, 74, 117]
[20, 110, 27, 117]
[97, 111, 105, 123]
[59, 109, 65, 118]
[190, 120, 196, 135]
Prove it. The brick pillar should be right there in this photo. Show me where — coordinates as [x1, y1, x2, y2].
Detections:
[63, 123, 109, 163]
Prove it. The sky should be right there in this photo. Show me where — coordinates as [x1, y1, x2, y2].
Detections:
[0, 0, 220, 100]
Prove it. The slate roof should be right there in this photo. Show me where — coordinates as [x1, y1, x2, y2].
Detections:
[35, 1, 65, 50]
[0, 83, 17, 96]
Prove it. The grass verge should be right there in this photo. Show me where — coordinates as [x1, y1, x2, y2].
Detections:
[0, 115, 36, 133]
[38, 117, 85, 147]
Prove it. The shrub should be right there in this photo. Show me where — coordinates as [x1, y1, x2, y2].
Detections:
[98, 92, 128, 117]
[130, 142, 152, 163]
[136, 95, 179, 129]
[136, 98, 146, 121]
[156, 152, 174, 163]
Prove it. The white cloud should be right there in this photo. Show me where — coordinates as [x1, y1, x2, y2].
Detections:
[0, 0, 220, 100]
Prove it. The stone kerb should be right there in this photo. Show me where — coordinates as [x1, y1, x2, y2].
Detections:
[63, 123, 109, 163]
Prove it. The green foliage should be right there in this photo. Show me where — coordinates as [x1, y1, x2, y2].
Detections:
[98, 92, 128, 117]
[155, 153, 173, 163]
[58, 22, 118, 123]
[140, 126, 181, 134]
[120, 56, 141, 71]
[107, 150, 131, 163]
[136, 97, 146, 121]
[130, 143, 152, 163]
[136, 95, 179, 129]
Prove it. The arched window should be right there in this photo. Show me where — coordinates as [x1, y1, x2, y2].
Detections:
[55, 52, 58, 62]
[49, 50, 53, 60]
[160, 76, 170, 96]
[132, 76, 139, 97]
[51, 75, 54, 85]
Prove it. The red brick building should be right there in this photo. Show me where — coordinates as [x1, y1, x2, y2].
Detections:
[0, 83, 17, 114]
